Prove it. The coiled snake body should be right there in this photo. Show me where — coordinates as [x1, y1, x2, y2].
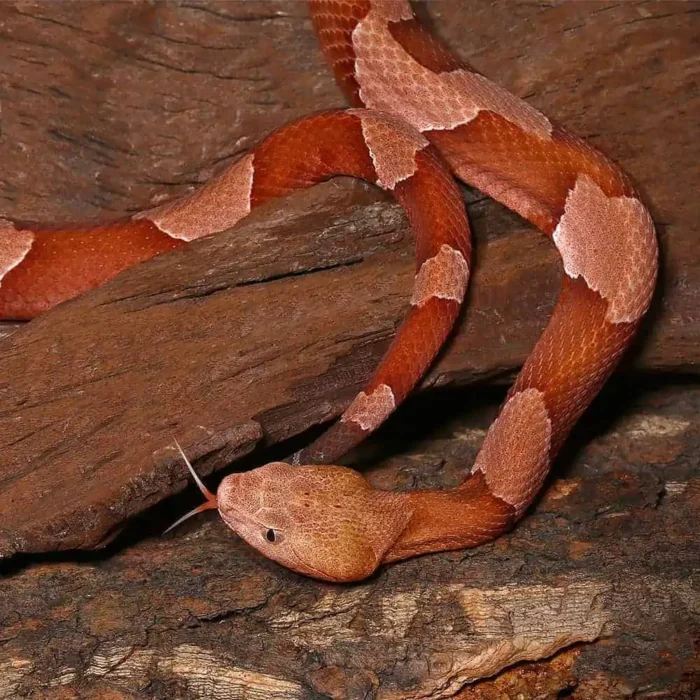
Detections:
[1, 1, 658, 581]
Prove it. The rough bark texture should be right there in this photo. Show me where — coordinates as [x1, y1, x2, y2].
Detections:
[0, 1, 698, 697]
[1, 380, 698, 698]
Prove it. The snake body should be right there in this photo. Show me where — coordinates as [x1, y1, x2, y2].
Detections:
[1, 0, 657, 581]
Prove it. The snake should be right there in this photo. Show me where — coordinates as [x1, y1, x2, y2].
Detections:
[1, 0, 658, 582]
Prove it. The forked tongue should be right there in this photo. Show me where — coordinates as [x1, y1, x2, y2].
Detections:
[164, 440, 218, 534]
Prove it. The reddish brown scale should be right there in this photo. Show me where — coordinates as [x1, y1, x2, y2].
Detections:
[249, 111, 377, 204]
[428, 119, 635, 234]
[308, 0, 371, 106]
[360, 147, 471, 397]
[0, 218, 182, 320]
[386, 471, 516, 563]
[296, 296, 461, 463]
[366, 298, 460, 400]
[508, 277, 639, 453]
[394, 146, 471, 268]
[299, 420, 368, 467]
[296, 143, 470, 463]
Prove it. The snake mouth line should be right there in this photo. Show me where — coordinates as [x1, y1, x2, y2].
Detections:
[218, 505, 253, 534]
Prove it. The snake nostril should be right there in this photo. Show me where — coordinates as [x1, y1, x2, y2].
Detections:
[265, 529, 277, 543]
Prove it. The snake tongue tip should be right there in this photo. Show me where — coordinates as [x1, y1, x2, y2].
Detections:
[163, 500, 218, 535]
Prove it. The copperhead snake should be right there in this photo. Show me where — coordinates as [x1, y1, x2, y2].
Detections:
[1, 1, 658, 582]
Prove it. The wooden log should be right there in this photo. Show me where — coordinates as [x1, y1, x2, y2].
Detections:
[0, 0, 698, 557]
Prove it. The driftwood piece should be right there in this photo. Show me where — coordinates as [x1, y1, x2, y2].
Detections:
[1, 380, 698, 698]
[0, 0, 698, 556]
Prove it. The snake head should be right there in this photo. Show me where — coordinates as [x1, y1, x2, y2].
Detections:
[216, 462, 411, 582]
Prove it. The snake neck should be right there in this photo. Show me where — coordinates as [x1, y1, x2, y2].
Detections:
[383, 472, 516, 564]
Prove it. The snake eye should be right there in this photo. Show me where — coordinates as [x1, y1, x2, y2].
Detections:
[265, 528, 278, 543]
